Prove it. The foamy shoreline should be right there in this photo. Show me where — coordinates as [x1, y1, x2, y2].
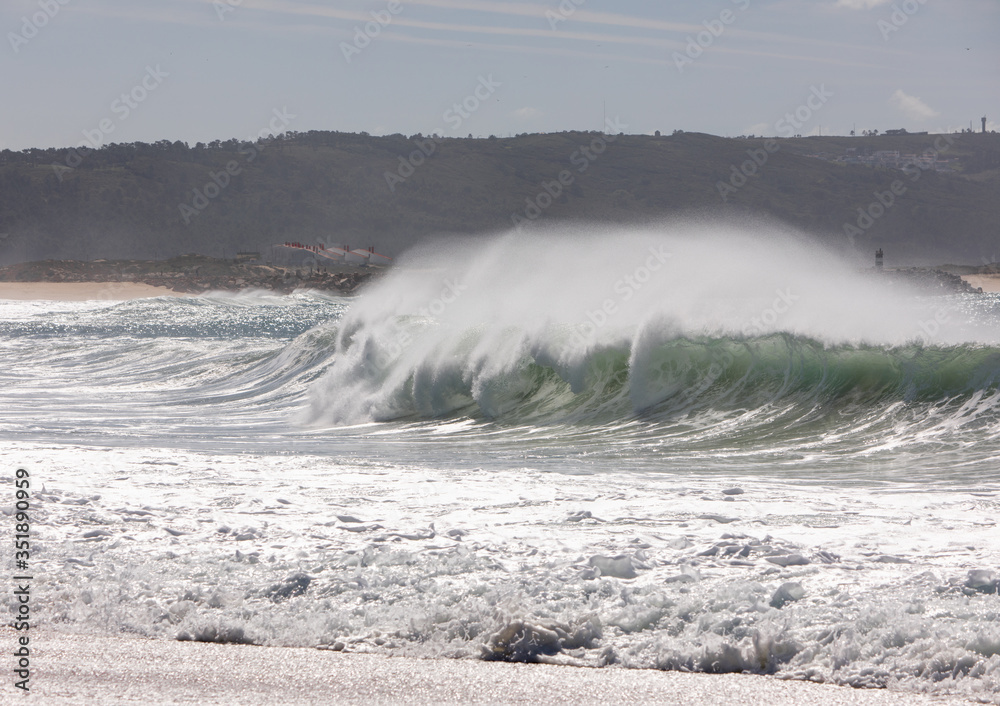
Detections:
[17, 631, 969, 705]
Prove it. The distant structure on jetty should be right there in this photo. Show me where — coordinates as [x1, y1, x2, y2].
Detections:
[865, 249, 980, 293]
[275, 242, 392, 267]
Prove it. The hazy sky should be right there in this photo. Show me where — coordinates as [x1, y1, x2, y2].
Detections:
[2, 0, 998, 150]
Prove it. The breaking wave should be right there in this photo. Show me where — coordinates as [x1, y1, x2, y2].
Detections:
[308, 227, 1000, 455]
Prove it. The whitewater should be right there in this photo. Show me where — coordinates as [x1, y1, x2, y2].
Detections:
[2, 225, 999, 702]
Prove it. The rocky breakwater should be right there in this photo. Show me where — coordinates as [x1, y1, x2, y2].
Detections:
[153, 268, 373, 295]
[878, 268, 984, 295]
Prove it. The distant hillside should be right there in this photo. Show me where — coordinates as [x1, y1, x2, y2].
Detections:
[1, 130, 998, 265]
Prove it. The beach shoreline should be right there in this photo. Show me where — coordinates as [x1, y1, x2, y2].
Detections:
[0, 281, 191, 301]
[0, 255, 375, 297]
[11, 630, 973, 705]
[961, 274, 1000, 293]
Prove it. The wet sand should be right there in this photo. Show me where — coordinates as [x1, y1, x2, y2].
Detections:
[962, 274, 1000, 293]
[13, 631, 973, 705]
[0, 282, 187, 300]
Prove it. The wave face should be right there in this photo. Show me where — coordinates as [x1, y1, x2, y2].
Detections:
[313, 323, 1000, 423]
[308, 227, 1000, 465]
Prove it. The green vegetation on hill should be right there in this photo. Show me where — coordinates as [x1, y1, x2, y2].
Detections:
[1, 130, 998, 265]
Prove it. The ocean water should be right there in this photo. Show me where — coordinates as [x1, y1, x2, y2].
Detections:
[3, 226, 1000, 702]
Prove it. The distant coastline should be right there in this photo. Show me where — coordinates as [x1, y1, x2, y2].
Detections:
[0, 255, 996, 300]
[0, 254, 378, 297]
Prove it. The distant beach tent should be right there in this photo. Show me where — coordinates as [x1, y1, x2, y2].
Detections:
[315, 246, 349, 264]
[276, 242, 391, 266]
[345, 246, 392, 266]
[366, 247, 392, 266]
[345, 248, 370, 265]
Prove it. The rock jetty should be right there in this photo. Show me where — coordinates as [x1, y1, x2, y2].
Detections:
[0, 255, 379, 295]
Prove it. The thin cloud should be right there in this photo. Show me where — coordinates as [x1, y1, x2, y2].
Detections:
[404, 0, 706, 34]
[889, 89, 939, 121]
[381, 32, 670, 66]
[206, 0, 685, 50]
[405, 0, 898, 55]
[73, 1, 224, 28]
[389, 18, 672, 49]
[246, 0, 896, 70]
[194, 0, 899, 59]
[834, 0, 892, 8]
[77, 0, 900, 70]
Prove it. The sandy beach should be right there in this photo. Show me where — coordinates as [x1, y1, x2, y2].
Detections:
[961, 275, 1000, 293]
[0, 282, 188, 301]
[9, 631, 972, 705]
